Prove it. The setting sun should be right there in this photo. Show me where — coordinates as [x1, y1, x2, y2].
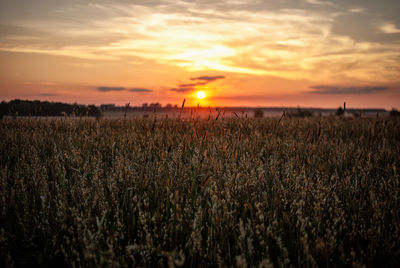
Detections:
[196, 91, 206, 99]
[0, 0, 399, 109]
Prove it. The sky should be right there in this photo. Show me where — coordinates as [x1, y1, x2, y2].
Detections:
[0, 0, 399, 108]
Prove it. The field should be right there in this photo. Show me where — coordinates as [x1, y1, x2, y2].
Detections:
[1, 116, 399, 267]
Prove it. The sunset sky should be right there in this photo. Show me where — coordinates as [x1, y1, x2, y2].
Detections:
[0, 0, 399, 108]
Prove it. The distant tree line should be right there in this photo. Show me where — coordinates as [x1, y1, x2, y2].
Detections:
[390, 108, 400, 116]
[100, 103, 179, 111]
[286, 107, 313, 117]
[141, 102, 178, 109]
[0, 99, 102, 119]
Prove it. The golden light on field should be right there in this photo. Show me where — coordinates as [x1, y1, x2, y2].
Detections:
[196, 91, 206, 99]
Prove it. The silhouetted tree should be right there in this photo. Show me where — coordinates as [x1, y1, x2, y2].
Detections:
[336, 107, 344, 116]
[88, 105, 102, 118]
[0, 101, 8, 119]
[149, 102, 161, 108]
[254, 109, 263, 118]
[390, 108, 400, 116]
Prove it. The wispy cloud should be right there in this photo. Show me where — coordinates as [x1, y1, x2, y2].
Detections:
[380, 23, 400, 34]
[97, 86, 125, 92]
[97, 86, 153, 92]
[169, 75, 226, 92]
[309, 85, 388, 94]
[38, 93, 58, 97]
[169, 87, 194, 93]
[305, 0, 333, 6]
[178, 83, 205, 87]
[190, 76, 225, 82]
[0, 0, 399, 85]
[129, 88, 153, 92]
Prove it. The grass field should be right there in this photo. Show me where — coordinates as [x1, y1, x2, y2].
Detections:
[1, 116, 399, 267]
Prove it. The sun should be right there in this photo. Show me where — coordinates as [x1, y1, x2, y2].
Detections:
[196, 91, 206, 99]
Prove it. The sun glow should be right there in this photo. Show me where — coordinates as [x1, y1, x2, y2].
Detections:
[196, 91, 206, 99]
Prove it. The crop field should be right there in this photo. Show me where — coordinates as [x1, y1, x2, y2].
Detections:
[1, 116, 399, 267]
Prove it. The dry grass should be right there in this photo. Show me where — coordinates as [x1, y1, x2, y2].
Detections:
[1, 116, 399, 267]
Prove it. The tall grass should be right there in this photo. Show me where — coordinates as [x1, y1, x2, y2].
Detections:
[1, 116, 399, 266]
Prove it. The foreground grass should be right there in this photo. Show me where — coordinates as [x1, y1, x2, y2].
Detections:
[1, 116, 399, 267]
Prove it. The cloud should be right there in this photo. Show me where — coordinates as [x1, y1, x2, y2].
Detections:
[305, 0, 333, 6]
[170, 87, 194, 92]
[38, 93, 58, 97]
[178, 82, 206, 87]
[309, 85, 388, 94]
[129, 88, 153, 92]
[97, 86, 125, 92]
[190, 76, 225, 82]
[380, 23, 400, 34]
[169, 75, 226, 92]
[97, 86, 153, 92]
[1, 0, 399, 85]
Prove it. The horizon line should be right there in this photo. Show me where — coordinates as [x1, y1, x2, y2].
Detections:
[1, 98, 391, 111]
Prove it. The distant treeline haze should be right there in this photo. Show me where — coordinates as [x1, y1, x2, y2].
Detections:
[0, 100, 101, 118]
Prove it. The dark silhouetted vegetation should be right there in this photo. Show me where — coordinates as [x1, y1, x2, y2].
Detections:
[0, 99, 102, 118]
[286, 107, 313, 117]
[390, 108, 400, 116]
[253, 108, 264, 118]
[336, 106, 344, 116]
